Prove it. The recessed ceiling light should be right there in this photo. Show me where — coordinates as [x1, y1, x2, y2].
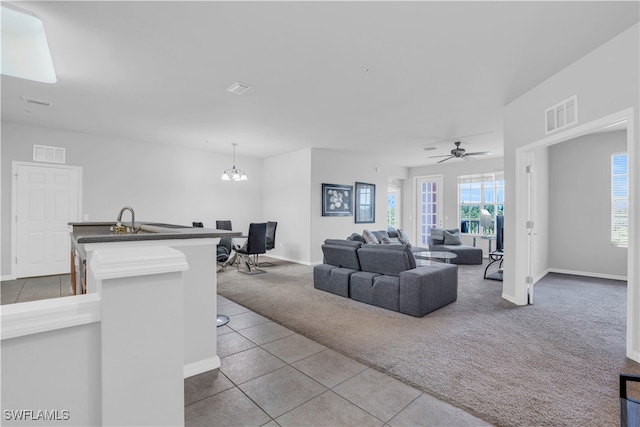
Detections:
[226, 82, 251, 95]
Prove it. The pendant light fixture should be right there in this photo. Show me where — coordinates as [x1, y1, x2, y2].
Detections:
[221, 143, 248, 182]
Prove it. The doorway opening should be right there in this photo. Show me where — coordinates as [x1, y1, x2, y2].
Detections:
[514, 108, 637, 362]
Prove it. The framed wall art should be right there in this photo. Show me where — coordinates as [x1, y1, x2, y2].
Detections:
[355, 181, 376, 224]
[322, 183, 353, 216]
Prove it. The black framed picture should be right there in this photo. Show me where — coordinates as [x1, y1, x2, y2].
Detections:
[355, 182, 376, 224]
[322, 183, 353, 216]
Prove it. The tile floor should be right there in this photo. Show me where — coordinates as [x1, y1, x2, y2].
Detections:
[1, 274, 73, 304]
[185, 295, 490, 426]
[1, 276, 490, 426]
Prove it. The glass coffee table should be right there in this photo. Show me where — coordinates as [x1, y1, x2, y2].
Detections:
[413, 251, 458, 264]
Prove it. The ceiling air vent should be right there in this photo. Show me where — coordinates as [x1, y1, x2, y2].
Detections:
[33, 144, 65, 164]
[545, 95, 577, 134]
[226, 82, 251, 95]
[22, 96, 52, 107]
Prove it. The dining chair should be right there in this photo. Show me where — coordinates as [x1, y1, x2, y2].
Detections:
[235, 222, 267, 275]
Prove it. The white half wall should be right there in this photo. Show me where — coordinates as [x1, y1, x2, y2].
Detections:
[1, 122, 263, 276]
[549, 130, 627, 278]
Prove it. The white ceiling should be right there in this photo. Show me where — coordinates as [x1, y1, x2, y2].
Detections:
[2, 1, 638, 167]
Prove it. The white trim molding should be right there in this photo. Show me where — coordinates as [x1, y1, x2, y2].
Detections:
[90, 246, 189, 280]
[1, 293, 101, 340]
[184, 356, 220, 379]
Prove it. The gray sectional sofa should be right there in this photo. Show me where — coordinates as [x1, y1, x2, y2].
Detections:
[427, 228, 483, 265]
[313, 239, 458, 317]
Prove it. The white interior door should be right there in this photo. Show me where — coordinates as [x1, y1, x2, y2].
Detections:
[416, 175, 443, 247]
[14, 162, 81, 278]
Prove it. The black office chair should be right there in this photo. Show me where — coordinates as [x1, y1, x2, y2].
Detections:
[257, 221, 278, 267]
[215, 220, 232, 231]
[235, 222, 267, 275]
[216, 237, 235, 271]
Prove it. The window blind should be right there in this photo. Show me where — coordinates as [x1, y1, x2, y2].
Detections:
[611, 153, 628, 247]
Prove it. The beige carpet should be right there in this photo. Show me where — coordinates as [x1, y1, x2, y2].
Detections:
[218, 259, 640, 426]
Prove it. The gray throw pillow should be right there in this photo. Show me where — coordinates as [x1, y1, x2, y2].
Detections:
[443, 230, 462, 245]
[430, 228, 445, 245]
[348, 233, 366, 243]
[381, 237, 402, 244]
[362, 229, 380, 244]
[373, 230, 390, 242]
[396, 228, 412, 246]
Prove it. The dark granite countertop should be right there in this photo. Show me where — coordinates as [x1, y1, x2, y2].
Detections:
[69, 221, 241, 244]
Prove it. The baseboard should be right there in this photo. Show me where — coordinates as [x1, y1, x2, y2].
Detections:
[501, 292, 522, 305]
[534, 269, 551, 284]
[183, 356, 220, 379]
[547, 268, 627, 282]
[1, 274, 17, 281]
[262, 254, 314, 266]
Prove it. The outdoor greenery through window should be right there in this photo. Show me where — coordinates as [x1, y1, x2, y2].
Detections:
[611, 153, 628, 247]
[458, 172, 504, 234]
[388, 186, 400, 228]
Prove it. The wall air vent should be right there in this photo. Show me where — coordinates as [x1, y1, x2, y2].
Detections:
[226, 82, 251, 95]
[545, 95, 577, 134]
[22, 96, 52, 107]
[33, 144, 65, 164]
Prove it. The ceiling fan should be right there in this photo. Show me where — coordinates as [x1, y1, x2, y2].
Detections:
[428, 141, 492, 163]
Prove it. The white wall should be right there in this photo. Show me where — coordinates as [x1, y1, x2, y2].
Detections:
[503, 23, 639, 361]
[262, 148, 312, 263]
[310, 148, 407, 263]
[503, 23, 639, 303]
[405, 156, 505, 252]
[548, 130, 627, 278]
[1, 122, 263, 276]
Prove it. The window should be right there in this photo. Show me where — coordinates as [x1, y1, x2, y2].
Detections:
[458, 172, 504, 234]
[387, 186, 400, 228]
[611, 153, 628, 247]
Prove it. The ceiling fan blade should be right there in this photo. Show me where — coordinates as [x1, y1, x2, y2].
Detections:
[437, 156, 455, 163]
[428, 154, 454, 158]
[464, 151, 492, 156]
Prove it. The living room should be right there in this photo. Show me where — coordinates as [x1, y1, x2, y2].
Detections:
[2, 1, 640, 426]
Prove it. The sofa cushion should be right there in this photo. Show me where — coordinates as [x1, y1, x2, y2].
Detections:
[372, 230, 390, 242]
[381, 237, 402, 244]
[358, 244, 416, 275]
[443, 230, 462, 245]
[430, 228, 445, 245]
[313, 264, 355, 297]
[322, 241, 361, 270]
[347, 233, 366, 243]
[325, 239, 362, 248]
[362, 229, 379, 244]
[396, 228, 412, 246]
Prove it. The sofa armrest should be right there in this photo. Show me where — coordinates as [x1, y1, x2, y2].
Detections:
[399, 264, 457, 317]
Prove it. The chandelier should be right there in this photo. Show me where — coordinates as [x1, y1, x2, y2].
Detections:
[221, 143, 248, 181]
